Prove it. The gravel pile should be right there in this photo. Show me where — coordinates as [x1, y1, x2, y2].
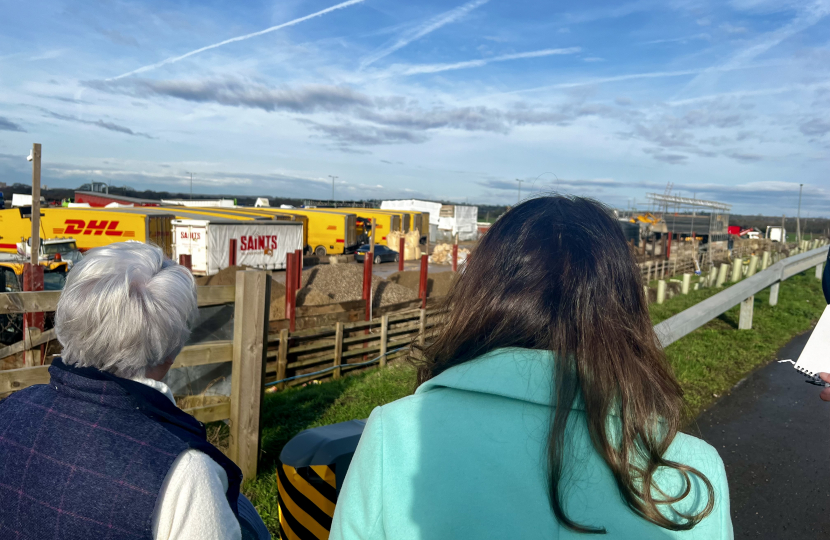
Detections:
[388, 270, 456, 297]
[302, 265, 416, 307]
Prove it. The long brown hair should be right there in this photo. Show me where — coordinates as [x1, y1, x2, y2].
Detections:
[415, 196, 714, 533]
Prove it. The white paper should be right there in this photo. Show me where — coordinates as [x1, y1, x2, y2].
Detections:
[794, 304, 830, 377]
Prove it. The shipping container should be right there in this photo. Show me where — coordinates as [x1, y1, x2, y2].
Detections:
[0, 208, 175, 258]
[173, 219, 303, 275]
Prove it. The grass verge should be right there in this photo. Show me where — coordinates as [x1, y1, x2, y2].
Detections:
[242, 270, 824, 537]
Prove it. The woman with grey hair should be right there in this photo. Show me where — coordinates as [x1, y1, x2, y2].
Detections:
[0, 242, 269, 540]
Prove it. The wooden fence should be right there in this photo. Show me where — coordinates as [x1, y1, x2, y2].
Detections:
[0, 270, 437, 479]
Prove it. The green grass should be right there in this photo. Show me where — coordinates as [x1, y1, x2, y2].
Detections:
[242, 362, 417, 534]
[242, 270, 825, 538]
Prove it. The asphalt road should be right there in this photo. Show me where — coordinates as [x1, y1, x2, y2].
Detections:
[695, 330, 830, 539]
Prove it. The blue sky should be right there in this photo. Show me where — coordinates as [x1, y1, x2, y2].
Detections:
[1, 0, 829, 215]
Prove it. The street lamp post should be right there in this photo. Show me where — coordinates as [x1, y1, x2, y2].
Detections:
[189, 172, 194, 200]
[329, 175, 338, 203]
[796, 183, 803, 244]
[516, 178, 523, 204]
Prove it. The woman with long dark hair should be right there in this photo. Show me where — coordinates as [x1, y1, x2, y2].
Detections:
[330, 196, 731, 539]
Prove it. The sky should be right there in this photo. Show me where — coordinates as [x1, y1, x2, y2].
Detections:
[0, 0, 829, 215]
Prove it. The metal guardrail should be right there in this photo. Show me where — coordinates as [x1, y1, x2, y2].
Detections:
[655, 245, 828, 347]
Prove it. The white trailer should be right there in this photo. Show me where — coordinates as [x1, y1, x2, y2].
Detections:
[766, 226, 786, 242]
[173, 219, 303, 275]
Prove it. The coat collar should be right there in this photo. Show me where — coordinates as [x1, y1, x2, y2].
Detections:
[416, 347, 585, 411]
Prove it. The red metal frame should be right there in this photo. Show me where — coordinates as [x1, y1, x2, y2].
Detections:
[419, 254, 428, 309]
[285, 252, 297, 332]
[398, 237, 405, 272]
[363, 255, 373, 321]
[178, 254, 192, 271]
[295, 249, 302, 290]
[229, 239, 237, 267]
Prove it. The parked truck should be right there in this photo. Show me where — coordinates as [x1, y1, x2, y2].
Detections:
[237, 208, 358, 257]
[173, 219, 304, 275]
[0, 207, 175, 258]
[766, 226, 786, 242]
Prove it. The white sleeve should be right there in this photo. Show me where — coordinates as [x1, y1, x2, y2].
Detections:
[153, 449, 242, 540]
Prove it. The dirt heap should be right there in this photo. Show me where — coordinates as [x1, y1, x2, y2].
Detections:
[387, 269, 456, 297]
[193, 265, 248, 286]
[301, 265, 416, 307]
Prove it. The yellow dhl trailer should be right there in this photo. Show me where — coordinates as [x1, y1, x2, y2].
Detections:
[237, 208, 357, 257]
[331, 209, 401, 246]
[174, 207, 310, 251]
[0, 208, 175, 257]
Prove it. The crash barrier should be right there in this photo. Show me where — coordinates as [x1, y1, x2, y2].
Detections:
[655, 242, 828, 346]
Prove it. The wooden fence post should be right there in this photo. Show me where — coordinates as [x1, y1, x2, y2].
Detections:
[333, 322, 344, 379]
[275, 328, 289, 391]
[739, 296, 754, 330]
[769, 282, 780, 306]
[380, 314, 389, 368]
[418, 309, 426, 347]
[229, 270, 271, 481]
[398, 236, 405, 272]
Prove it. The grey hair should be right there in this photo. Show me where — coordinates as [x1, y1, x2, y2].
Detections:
[55, 242, 198, 378]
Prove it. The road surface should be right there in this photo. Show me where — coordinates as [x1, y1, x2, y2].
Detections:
[696, 330, 830, 539]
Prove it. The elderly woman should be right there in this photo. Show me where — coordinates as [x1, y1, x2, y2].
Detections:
[0, 242, 268, 540]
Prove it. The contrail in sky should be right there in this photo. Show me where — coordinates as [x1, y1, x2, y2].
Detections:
[390, 47, 581, 77]
[109, 0, 364, 80]
[360, 0, 489, 69]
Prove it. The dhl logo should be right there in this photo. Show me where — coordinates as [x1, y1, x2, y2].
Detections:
[53, 220, 136, 238]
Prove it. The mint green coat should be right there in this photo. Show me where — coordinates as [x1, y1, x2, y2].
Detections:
[329, 348, 732, 540]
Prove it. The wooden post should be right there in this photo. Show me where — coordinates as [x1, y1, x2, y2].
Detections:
[739, 296, 754, 330]
[362, 254, 373, 321]
[681, 273, 691, 295]
[656, 280, 666, 304]
[419, 254, 428, 309]
[398, 236, 405, 271]
[275, 328, 289, 390]
[229, 270, 271, 480]
[30, 143, 42, 268]
[22, 263, 44, 366]
[769, 281, 780, 306]
[418, 309, 426, 347]
[333, 322, 343, 379]
[379, 314, 389, 368]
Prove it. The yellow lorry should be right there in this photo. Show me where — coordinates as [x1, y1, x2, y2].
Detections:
[0, 207, 175, 258]
[233, 208, 357, 256]
[331, 209, 402, 247]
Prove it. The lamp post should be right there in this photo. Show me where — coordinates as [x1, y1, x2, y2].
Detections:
[329, 175, 338, 202]
[796, 183, 803, 244]
[516, 178, 523, 204]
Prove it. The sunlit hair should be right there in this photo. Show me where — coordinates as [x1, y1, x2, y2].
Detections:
[55, 242, 197, 379]
[415, 195, 714, 533]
